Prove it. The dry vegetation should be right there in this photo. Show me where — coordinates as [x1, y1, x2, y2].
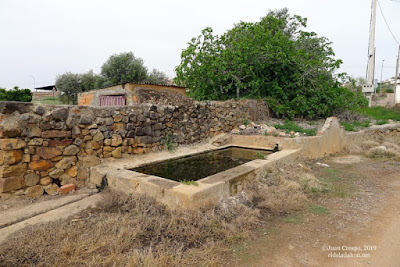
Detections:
[0, 161, 322, 267]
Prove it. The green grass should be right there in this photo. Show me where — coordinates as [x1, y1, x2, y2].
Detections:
[340, 120, 370, 132]
[283, 215, 304, 224]
[318, 168, 354, 198]
[243, 119, 251, 126]
[274, 121, 317, 136]
[309, 205, 330, 215]
[32, 96, 63, 105]
[357, 107, 400, 121]
[376, 120, 388, 125]
[164, 135, 177, 153]
[254, 152, 266, 159]
[181, 180, 199, 186]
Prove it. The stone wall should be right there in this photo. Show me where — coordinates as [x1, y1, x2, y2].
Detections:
[0, 99, 270, 199]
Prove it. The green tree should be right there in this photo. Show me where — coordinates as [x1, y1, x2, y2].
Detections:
[55, 72, 82, 104]
[100, 52, 148, 86]
[175, 9, 367, 118]
[145, 69, 169, 84]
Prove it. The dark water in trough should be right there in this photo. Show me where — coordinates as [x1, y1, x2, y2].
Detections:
[131, 147, 273, 182]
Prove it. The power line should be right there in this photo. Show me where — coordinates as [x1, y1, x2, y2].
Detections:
[377, 0, 400, 45]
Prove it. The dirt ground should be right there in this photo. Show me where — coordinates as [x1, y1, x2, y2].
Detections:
[1, 152, 399, 266]
[230, 155, 400, 267]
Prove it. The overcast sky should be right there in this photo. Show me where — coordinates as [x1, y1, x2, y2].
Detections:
[1, 0, 399, 90]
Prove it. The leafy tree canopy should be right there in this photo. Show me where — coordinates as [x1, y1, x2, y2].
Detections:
[100, 52, 148, 86]
[175, 9, 367, 118]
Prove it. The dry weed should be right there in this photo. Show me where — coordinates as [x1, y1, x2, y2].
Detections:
[0, 161, 317, 266]
[0, 191, 259, 267]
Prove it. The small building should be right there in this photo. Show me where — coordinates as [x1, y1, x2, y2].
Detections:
[78, 83, 187, 107]
[33, 85, 59, 98]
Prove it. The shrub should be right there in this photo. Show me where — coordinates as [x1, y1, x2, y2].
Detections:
[0, 87, 32, 102]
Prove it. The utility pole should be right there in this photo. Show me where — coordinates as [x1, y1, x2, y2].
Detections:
[363, 0, 378, 107]
[379, 59, 385, 93]
[29, 75, 36, 92]
[395, 45, 400, 104]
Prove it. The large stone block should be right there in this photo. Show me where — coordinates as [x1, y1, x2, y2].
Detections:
[48, 139, 73, 147]
[55, 156, 77, 170]
[29, 160, 53, 171]
[63, 145, 80, 156]
[25, 185, 44, 198]
[0, 150, 23, 165]
[24, 173, 40, 186]
[0, 177, 25, 193]
[0, 164, 27, 178]
[36, 147, 62, 160]
[0, 139, 26, 150]
[41, 130, 71, 138]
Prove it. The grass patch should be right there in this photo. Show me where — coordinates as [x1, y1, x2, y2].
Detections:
[376, 120, 388, 125]
[254, 152, 267, 160]
[32, 96, 63, 105]
[283, 215, 304, 224]
[274, 121, 317, 136]
[243, 119, 251, 126]
[357, 107, 400, 121]
[318, 168, 354, 198]
[309, 205, 330, 215]
[340, 120, 370, 132]
[164, 135, 177, 153]
[181, 180, 199, 186]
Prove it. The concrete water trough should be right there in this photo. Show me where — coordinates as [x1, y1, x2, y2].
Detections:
[90, 143, 300, 209]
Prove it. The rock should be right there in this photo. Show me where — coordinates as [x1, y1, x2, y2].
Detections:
[111, 123, 124, 131]
[60, 174, 71, 185]
[294, 132, 301, 137]
[0, 150, 23, 165]
[24, 173, 40, 186]
[93, 132, 104, 142]
[127, 130, 136, 138]
[143, 126, 152, 135]
[0, 177, 25, 193]
[49, 168, 65, 179]
[80, 115, 93, 124]
[231, 129, 240, 134]
[88, 124, 98, 130]
[1, 164, 27, 177]
[35, 105, 45, 115]
[63, 145, 80, 156]
[55, 157, 77, 170]
[113, 115, 123, 122]
[48, 139, 73, 147]
[79, 155, 100, 167]
[111, 147, 122, 158]
[41, 131, 71, 138]
[316, 162, 330, 168]
[74, 138, 83, 146]
[278, 132, 286, 137]
[77, 168, 89, 180]
[44, 183, 59, 196]
[0, 139, 26, 150]
[51, 108, 69, 120]
[25, 185, 44, 198]
[239, 125, 246, 130]
[58, 184, 75, 194]
[29, 160, 53, 171]
[26, 126, 42, 138]
[40, 177, 52, 186]
[36, 147, 62, 160]
[66, 166, 78, 177]
[28, 138, 43, 146]
[111, 135, 123, 147]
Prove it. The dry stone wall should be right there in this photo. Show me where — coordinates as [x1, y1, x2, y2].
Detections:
[0, 99, 269, 199]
